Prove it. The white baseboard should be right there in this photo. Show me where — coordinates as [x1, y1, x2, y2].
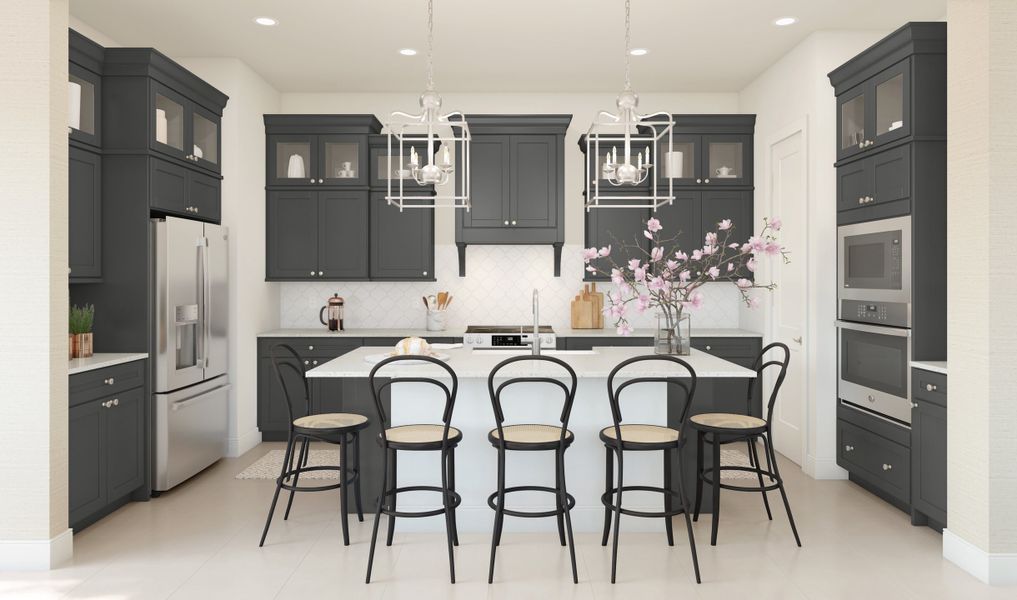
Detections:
[227, 428, 263, 458]
[804, 454, 848, 480]
[944, 529, 1017, 585]
[0, 528, 72, 570]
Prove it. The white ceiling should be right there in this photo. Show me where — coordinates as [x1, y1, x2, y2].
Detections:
[70, 0, 945, 93]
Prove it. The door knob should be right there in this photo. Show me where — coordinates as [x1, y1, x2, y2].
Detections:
[793, 336, 802, 345]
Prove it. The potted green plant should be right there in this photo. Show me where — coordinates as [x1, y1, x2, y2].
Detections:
[69, 304, 95, 359]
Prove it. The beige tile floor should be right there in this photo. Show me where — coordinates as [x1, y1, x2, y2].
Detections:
[2, 442, 1010, 600]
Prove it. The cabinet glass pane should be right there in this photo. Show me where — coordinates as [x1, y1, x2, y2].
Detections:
[192, 113, 218, 164]
[324, 142, 359, 180]
[276, 142, 312, 181]
[594, 145, 650, 182]
[876, 73, 905, 135]
[708, 142, 744, 180]
[660, 141, 694, 179]
[841, 94, 865, 150]
[377, 152, 418, 180]
[68, 74, 95, 135]
[154, 93, 185, 151]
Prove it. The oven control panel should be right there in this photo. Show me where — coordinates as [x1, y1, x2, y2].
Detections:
[840, 300, 909, 328]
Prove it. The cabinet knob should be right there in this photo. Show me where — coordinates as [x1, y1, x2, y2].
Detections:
[312, 360, 318, 366]
[704, 178, 710, 184]
[318, 178, 324, 184]
[308, 345, 314, 350]
[112, 398, 119, 407]
[705, 345, 712, 351]
[318, 271, 324, 276]
[511, 220, 517, 225]
[696, 178, 702, 184]
[304, 360, 310, 365]
[858, 197, 865, 205]
[926, 383, 937, 392]
[504, 220, 509, 225]
[911, 402, 919, 408]
[844, 445, 854, 452]
[105, 377, 115, 385]
[310, 271, 316, 276]
[882, 463, 893, 471]
[422, 271, 428, 276]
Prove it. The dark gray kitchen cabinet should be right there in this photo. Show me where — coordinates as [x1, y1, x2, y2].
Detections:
[370, 192, 434, 280]
[318, 191, 369, 279]
[700, 190, 752, 242]
[69, 147, 102, 282]
[657, 191, 698, 255]
[68, 62, 102, 149]
[266, 189, 318, 279]
[835, 59, 913, 162]
[583, 202, 649, 282]
[837, 402, 911, 509]
[455, 115, 570, 276]
[265, 190, 369, 281]
[836, 145, 911, 217]
[264, 115, 380, 187]
[69, 400, 106, 526]
[651, 116, 756, 188]
[150, 157, 221, 222]
[257, 355, 308, 434]
[911, 368, 947, 528]
[69, 360, 147, 531]
[368, 135, 433, 191]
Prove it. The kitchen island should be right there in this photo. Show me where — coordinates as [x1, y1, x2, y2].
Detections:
[306, 345, 755, 533]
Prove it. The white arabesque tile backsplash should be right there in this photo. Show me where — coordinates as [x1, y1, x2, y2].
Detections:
[279, 244, 743, 331]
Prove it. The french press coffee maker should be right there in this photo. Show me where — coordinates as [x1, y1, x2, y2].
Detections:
[319, 293, 345, 332]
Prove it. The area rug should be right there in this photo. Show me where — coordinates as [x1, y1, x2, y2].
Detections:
[236, 449, 341, 480]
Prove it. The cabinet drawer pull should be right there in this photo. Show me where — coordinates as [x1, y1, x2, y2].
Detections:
[882, 463, 893, 471]
[925, 383, 937, 392]
[844, 445, 854, 452]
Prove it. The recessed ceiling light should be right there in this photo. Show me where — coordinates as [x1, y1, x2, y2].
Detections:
[399, 48, 418, 56]
[628, 48, 648, 56]
[774, 17, 797, 26]
[254, 17, 278, 26]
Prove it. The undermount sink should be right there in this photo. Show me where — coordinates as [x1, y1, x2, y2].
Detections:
[471, 349, 598, 356]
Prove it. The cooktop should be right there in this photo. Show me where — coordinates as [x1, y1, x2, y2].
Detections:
[466, 325, 555, 334]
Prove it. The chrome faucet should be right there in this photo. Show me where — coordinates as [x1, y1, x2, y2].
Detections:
[532, 288, 541, 356]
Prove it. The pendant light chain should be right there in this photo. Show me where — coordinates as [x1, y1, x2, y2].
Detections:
[623, 0, 632, 91]
[426, 0, 435, 92]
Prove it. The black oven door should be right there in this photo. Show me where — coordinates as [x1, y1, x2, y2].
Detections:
[837, 320, 912, 423]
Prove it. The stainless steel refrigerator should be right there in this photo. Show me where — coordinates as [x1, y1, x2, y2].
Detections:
[151, 216, 230, 492]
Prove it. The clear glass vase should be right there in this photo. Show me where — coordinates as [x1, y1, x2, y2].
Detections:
[654, 312, 691, 355]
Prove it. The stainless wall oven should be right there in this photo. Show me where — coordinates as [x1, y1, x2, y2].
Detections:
[837, 215, 911, 327]
[836, 320, 912, 424]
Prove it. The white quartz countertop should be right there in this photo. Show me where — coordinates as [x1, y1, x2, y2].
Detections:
[69, 353, 148, 376]
[258, 327, 760, 339]
[306, 346, 756, 379]
[911, 360, 947, 375]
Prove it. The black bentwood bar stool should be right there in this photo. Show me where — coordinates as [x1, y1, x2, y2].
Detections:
[690, 342, 801, 547]
[601, 355, 701, 584]
[260, 344, 369, 548]
[487, 355, 580, 584]
[365, 355, 462, 584]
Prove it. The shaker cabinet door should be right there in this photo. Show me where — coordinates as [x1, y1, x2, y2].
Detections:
[150, 158, 190, 215]
[461, 136, 510, 228]
[69, 400, 106, 527]
[69, 147, 102, 281]
[370, 192, 434, 280]
[188, 169, 221, 223]
[105, 388, 145, 500]
[266, 190, 319, 280]
[318, 191, 370, 279]
[510, 135, 557, 228]
[584, 202, 650, 281]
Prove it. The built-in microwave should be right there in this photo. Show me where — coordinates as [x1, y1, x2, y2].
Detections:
[837, 216, 911, 327]
[836, 320, 912, 424]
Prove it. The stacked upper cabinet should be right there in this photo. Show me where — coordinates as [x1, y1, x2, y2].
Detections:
[580, 115, 755, 282]
[264, 116, 438, 282]
[101, 47, 229, 224]
[68, 30, 105, 283]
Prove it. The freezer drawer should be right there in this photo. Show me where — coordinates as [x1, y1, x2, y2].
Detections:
[154, 376, 229, 491]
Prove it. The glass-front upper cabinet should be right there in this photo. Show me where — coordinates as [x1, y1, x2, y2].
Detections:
[319, 135, 368, 186]
[656, 134, 698, 186]
[68, 64, 100, 148]
[150, 81, 223, 174]
[703, 135, 751, 186]
[837, 59, 911, 161]
[268, 135, 318, 186]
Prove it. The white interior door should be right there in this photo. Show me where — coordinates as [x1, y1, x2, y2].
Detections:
[768, 126, 807, 465]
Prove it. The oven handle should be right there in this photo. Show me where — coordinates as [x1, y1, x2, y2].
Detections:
[835, 320, 911, 337]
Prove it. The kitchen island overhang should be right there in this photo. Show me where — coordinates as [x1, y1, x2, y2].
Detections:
[307, 346, 756, 533]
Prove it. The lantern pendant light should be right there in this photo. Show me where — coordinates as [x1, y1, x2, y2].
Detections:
[385, 0, 471, 211]
[586, 0, 674, 211]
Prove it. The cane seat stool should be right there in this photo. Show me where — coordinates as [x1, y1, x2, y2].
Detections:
[365, 355, 462, 584]
[689, 342, 802, 547]
[259, 344, 369, 548]
[600, 355, 702, 584]
[485, 355, 580, 584]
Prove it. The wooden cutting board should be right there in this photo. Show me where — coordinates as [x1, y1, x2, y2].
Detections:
[570, 284, 605, 329]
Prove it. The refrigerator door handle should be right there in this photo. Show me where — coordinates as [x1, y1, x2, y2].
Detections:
[197, 236, 210, 370]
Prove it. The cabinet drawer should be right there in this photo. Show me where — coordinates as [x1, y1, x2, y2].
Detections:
[691, 337, 760, 359]
[912, 369, 946, 407]
[70, 360, 146, 407]
[258, 338, 363, 360]
[837, 417, 910, 504]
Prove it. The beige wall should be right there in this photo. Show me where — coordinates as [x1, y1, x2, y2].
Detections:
[0, 0, 71, 567]
[737, 30, 888, 478]
[946, 0, 1017, 564]
[178, 58, 281, 457]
